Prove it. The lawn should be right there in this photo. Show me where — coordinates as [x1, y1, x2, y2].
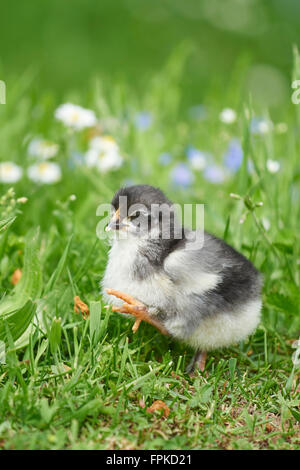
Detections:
[0, 47, 299, 451]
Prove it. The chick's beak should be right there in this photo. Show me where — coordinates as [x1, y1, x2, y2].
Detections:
[105, 208, 121, 232]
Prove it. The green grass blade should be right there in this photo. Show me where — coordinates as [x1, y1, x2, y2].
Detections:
[44, 235, 73, 294]
[89, 301, 102, 346]
[0, 300, 36, 343]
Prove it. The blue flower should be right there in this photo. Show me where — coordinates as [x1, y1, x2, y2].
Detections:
[188, 105, 207, 121]
[250, 117, 272, 135]
[203, 165, 226, 184]
[134, 111, 153, 131]
[158, 152, 172, 166]
[223, 138, 243, 172]
[123, 178, 135, 187]
[186, 146, 207, 170]
[68, 151, 84, 168]
[130, 158, 138, 172]
[247, 159, 254, 174]
[171, 163, 194, 187]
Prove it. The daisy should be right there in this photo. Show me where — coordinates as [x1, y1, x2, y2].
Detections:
[0, 162, 23, 183]
[85, 149, 123, 173]
[89, 136, 119, 154]
[28, 138, 59, 160]
[27, 162, 61, 184]
[266, 159, 280, 174]
[219, 108, 237, 124]
[54, 103, 97, 131]
[85, 137, 123, 173]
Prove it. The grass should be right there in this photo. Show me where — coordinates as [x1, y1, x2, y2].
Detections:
[0, 48, 299, 450]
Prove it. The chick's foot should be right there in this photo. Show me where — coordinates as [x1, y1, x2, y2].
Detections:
[186, 350, 207, 376]
[105, 288, 169, 335]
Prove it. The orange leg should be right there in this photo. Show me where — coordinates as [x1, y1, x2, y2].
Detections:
[106, 288, 144, 306]
[105, 288, 169, 336]
[197, 351, 207, 372]
[186, 350, 207, 375]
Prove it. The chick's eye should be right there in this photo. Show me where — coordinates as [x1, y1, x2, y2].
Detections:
[129, 211, 141, 220]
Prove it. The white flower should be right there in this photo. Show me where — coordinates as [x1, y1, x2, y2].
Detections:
[219, 108, 237, 124]
[261, 217, 270, 231]
[54, 103, 97, 130]
[0, 162, 23, 183]
[28, 138, 59, 160]
[266, 159, 280, 174]
[186, 148, 207, 170]
[27, 162, 61, 184]
[85, 148, 123, 173]
[189, 154, 206, 170]
[85, 136, 123, 173]
[89, 136, 119, 154]
[251, 117, 273, 135]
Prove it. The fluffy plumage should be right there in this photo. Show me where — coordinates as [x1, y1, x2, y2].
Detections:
[102, 185, 262, 369]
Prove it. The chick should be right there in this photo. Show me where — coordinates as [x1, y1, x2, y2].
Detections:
[102, 185, 262, 373]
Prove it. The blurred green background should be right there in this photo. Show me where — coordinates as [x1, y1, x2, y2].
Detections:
[1, 0, 300, 109]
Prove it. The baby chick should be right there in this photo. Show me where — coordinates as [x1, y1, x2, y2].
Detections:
[102, 185, 262, 373]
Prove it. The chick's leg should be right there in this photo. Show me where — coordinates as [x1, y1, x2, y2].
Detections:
[105, 288, 169, 336]
[186, 350, 207, 374]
